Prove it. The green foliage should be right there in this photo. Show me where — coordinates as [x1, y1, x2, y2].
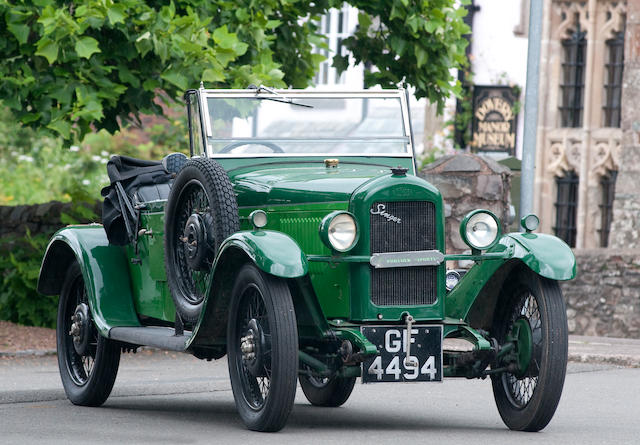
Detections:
[0, 0, 469, 143]
[337, 0, 471, 112]
[0, 101, 188, 205]
[0, 230, 57, 328]
[0, 0, 330, 142]
[0, 187, 99, 328]
[451, 69, 473, 149]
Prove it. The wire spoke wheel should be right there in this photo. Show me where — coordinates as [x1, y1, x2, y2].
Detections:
[62, 277, 97, 386]
[165, 158, 239, 324]
[56, 263, 120, 407]
[491, 269, 568, 432]
[236, 284, 272, 410]
[227, 264, 298, 432]
[173, 180, 212, 303]
[501, 292, 542, 407]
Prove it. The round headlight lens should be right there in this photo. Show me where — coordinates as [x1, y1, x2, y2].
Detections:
[463, 211, 500, 250]
[521, 214, 540, 232]
[249, 210, 268, 229]
[328, 213, 358, 252]
[320, 212, 358, 252]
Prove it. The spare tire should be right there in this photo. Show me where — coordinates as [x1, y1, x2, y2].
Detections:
[164, 157, 239, 324]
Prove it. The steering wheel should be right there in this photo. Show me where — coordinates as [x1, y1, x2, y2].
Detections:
[219, 141, 285, 154]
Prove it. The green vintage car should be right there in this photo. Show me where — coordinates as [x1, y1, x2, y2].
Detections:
[38, 87, 576, 432]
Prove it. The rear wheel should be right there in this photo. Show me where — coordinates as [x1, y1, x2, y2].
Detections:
[491, 269, 568, 431]
[299, 372, 356, 407]
[227, 264, 298, 432]
[57, 263, 120, 406]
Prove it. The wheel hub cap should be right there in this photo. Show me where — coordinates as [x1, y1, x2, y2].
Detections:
[182, 214, 213, 271]
[511, 317, 533, 378]
[69, 303, 91, 356]
[241, 319, 266, 377]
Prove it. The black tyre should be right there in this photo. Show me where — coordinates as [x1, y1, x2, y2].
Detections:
[57, 263, 120, 406]
[491, 269, 568, 432]
[227, 264, 298, 432]
[299, 372, 356, 407]
[165, 158, 239, 323]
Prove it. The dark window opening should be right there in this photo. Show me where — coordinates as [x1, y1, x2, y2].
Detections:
[603, 27, 625, 128]
[598, 170, 618, 247]
[559, 16, 587, 128]
[554, 171, 579, 247]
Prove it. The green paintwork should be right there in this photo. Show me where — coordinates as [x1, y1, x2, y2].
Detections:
[445, 232, 576, 322]
[126, 210, 175, 322]
[238, 203, 352, 319]
[217, 230, 308, 278]
[508, 232, 576, 280]
[349, 173, 447, 321]
[330, 326, 378, 356]
[40, 226, 140, 336]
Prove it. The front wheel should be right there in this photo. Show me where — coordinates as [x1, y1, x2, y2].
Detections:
[227, 264, 298, 432]
[57, 263, 120, 406]
[491, 269, 568, 431]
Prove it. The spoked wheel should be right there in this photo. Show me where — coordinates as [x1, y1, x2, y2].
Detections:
[491, 269, 568, 431]
[57, 263, 120, 406]
[165, 158, 239, 323]
[299, 368, 356, 407]
[227, 264, 298, 432]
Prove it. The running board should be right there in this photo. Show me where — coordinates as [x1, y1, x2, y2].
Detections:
[109, 326, 192, 351]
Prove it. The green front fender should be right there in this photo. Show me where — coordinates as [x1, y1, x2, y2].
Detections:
[37, 226, 140, 337]
[187, 230, 309, 348]
[507, 232, 576, 281]
[217, 230, 309, 278]
[446, 232, 576, 322]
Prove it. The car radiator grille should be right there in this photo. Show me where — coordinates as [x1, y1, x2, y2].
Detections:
[370, 201, 438, 306]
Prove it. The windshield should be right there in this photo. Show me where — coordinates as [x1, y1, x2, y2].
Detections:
[204, 95, 410, 156]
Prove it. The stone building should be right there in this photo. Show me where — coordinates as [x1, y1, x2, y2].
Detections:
[534, 0, 627, 248]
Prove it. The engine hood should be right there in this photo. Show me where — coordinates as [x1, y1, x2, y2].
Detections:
[229, 162, 392, 207]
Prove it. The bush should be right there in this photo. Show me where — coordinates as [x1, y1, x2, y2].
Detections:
[0, 190, 100, 328]
[0, 231, 58, 328]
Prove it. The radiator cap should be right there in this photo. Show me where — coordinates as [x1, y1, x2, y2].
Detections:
[391, 166, 408, 176]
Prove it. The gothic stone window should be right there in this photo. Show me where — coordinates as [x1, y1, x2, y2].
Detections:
[603, 30, 625, 128]
[599, 170, 618, 247]
[554, 171, 579, 247]
[559, 17, 587, 128]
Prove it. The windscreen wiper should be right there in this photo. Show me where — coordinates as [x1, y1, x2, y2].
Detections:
[250, 84, 314, 108]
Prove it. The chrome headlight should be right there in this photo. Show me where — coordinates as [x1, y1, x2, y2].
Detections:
[460, 210, 501, 251]
[320, 211, 359, 252]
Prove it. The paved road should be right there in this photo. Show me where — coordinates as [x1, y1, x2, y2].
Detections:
[1, 351, 638, 444]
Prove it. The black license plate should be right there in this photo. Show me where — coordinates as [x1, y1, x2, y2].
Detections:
[361, 325, 442, 383]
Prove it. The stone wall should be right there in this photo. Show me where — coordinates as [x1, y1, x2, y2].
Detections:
[418, 153, 512, 254]
[610, 1, 640, 248]
[561, 249, 640, 339]
[0, 201, 101, 249]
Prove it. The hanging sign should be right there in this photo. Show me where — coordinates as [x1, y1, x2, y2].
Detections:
[471, 86, 518, 155]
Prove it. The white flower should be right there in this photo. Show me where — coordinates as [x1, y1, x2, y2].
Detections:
[91, 155, 101, 162]
[18, 155, 34, 163]
[82, 179, 90, 186]
[69, 145, 80, 152]
[101, 158, 108, 164]
[101, 151, 109, 157]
